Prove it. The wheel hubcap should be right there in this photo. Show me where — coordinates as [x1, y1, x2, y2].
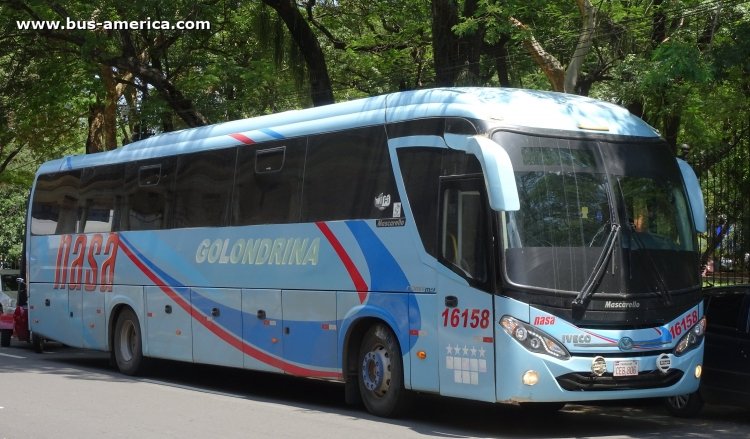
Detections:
[670, 395, 689, 408]
[119, 321, 135, 362]
[362, 346, 391, 396]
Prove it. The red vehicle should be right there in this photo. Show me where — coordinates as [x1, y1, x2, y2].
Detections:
[0, 270, 31, 347]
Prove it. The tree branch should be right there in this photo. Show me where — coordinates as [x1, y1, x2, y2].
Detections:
[510, 16, 564, 91]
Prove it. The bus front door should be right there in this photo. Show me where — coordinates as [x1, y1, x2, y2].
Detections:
[436, 176, 497, 402]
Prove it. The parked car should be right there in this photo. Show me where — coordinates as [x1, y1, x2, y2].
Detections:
[0, 270, 20, 347]
[665, 286, 750, 416]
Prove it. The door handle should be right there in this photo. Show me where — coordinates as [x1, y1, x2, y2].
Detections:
[211, 307, 220, 317]
[257, 310, 266, 320]
[445, 296, 458, 307]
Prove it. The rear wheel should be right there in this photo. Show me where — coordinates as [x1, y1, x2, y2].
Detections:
[357, 323, 409, 417]
[31, 332, 45, 353]
[113, 308, 146, 375]
[0, 329, 11, 347]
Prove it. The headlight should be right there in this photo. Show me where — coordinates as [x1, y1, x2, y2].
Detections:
[674, 316, 706, 356]
[500, 316, 570, 360]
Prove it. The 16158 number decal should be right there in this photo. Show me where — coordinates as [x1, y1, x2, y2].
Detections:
[441, 308, 491, 329]
[668, 310, 700, 338]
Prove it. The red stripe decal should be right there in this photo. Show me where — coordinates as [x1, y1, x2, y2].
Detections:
[230, 133, 255, 144]
[119, 241, 340, 379]
[315, 221, 369, 303]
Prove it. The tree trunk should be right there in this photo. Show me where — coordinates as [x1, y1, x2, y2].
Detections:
[564, 0, 597, 94]
[262, 0, 334, 106]
[462, 0, 482, 84]
[431, 0, 461, 86]
[488, 37, 512, 87]
[86, 101, 105, 154]
[651, 0, 667, 49]
[108, 57, 209, 127]
[100, 65, 118, 150]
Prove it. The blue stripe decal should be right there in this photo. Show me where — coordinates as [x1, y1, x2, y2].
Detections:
[259, 128, 284, 139]
[345, 220, 409, 291]
[119, 235, 185, 288]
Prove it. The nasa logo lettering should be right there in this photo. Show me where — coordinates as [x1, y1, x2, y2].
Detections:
[54, 233, 119, 292]
[533, 316, 555, 326]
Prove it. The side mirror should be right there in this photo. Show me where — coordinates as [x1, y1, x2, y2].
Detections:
[676, 158, 706, 233]
[464, 136, 520, 212]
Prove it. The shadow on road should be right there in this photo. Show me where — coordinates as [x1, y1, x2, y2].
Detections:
[3, 342, 748, 438]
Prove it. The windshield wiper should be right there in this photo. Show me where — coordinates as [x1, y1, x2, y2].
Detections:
[572, 223, 620, 319]
[629, 227, 673, 306]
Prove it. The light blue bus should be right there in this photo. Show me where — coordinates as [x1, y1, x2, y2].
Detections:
[25, 88, 707, 416]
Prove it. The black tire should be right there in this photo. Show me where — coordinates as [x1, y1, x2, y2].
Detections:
[113, 308, 146, 376]
[31, 332, 45, 353]
[1, 329, 11, 347]
[357, 323, 409, 417]
[664, 391, 704, 417]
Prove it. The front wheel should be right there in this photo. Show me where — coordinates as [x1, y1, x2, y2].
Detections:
[113, 308, 146, 376]
[357, 323, 409, 417]
[664, 391, 704, 417]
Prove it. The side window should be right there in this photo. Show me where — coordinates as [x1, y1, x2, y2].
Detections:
[79, 165, 122, 233]
[439, 178, 489, 285]
[174, 148, 235, 228]
[398, 148, 443, 257]
[398, 148, 483, 258]
[234, 139, 305, 225]
[122, 158, 176, 231]
[302, 126, 401, 222]
[30, 171, 81, 235]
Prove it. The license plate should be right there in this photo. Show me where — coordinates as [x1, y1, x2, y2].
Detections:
[613, 360, 639, 377]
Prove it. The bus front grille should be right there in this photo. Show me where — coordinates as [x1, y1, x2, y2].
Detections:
[556, 370, 683, 391]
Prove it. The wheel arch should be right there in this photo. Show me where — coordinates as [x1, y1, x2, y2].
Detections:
[341, 313, 407, 405]
[107, 303, 136, 352]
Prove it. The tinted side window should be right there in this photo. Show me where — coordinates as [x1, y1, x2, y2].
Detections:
[398, 148, 442, 256]
[79, 165, 122, 233]
[174, 148, 235, 228]
[122, 158, 176, 231]
[397, 148, 482, 257]
[234, 139, 305, 225]
[302, 127, 401, 222]
[31, 171, 81, 235]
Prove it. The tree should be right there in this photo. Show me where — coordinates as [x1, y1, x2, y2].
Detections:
[261, 0, 334, 106]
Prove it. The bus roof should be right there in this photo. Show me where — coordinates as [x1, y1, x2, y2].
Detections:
[37, 87, 659, 175]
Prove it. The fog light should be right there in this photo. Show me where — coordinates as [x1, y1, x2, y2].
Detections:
[522, 370, 539, 386]
[591, 356, 607, 376]
[694, 364, 702, 379]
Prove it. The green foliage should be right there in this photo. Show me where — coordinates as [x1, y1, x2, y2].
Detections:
[0, 184, 27, 267]
[0, 0, 748, 267]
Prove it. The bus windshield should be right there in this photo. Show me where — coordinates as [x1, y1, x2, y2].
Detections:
[493, 131, 697, 293]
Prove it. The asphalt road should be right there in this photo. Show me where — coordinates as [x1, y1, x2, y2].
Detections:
[1, 340, 748, 439]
